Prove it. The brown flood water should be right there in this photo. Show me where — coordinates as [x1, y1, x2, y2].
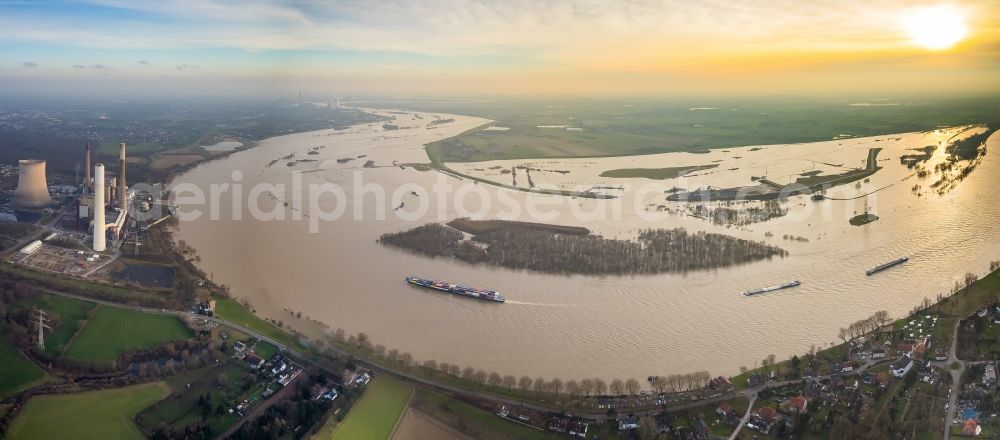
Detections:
[172, 110, 1000, 383]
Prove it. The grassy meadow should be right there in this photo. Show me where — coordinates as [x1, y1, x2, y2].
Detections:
[64, 306, 193, 365]
[7, 382, 168, 440]
[329, 375, 412, 440]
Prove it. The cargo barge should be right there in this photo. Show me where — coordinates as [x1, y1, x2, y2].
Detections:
[405, 276, 505, 302]
[741, 280, 801, 297]
[866, 257, 908, 276]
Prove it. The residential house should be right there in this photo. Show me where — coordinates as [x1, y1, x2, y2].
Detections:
[788, 396, 809, 414]
[758, 406, 777, 423]
[547, 417, 570, 433]
[243, 353, 265, 369]
[934, 348, 949, 361]
[569, 421, 588, 438]
[618, 414, 639, 431]
[716, 402, 733, 417]
[891, 355, 914, 378]
[837, 362, 857, 374]
[709, 376, 733, 391]
[963, 418, 980, 436]
[984, 363, 997, 389]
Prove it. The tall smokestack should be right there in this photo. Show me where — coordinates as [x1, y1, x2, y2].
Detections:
[84, 143, 91, 194]
[93, 163, 106, 252]
[118, 142, 127, 209]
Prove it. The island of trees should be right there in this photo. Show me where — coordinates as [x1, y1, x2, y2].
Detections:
[378, 219, 787, 275]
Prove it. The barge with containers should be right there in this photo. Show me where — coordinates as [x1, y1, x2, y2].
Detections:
[405, 276, 505, 302]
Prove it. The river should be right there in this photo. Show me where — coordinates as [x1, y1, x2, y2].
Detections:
[170, 109, 1000, 382]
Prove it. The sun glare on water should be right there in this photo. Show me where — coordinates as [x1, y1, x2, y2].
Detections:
[900, 4, 969, 50]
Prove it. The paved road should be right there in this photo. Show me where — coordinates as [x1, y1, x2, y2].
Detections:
[728, 392, 757, 440]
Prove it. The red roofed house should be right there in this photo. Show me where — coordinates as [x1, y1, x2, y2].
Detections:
[788, 396, 809, 414]
[758, 406, 777, 422]
[963, 418, 979, 436]
[717, 402, 733, 416]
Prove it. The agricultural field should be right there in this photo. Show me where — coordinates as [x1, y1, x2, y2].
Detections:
[6, 382, 168, 440]
[64, 306, 193, 365]
[418, 98, 1000, 163]
[407, 388, 562, 440]
[13, 293, 95, 356]
[329, 376, 412, 440]
[136, 361, 249, 435]
[0, 336, 46, 399]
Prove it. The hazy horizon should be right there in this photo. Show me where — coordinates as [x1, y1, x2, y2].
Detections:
[1, 0, 999, 98]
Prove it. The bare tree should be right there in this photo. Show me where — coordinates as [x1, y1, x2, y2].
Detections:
[580, 378, 595, 396]
[448, 364, 460, 377]
[503, 375, 517, 389]
[565, 380, 580, 399]
[488, 372, 503, 387]
[519, 376, 533, 391]
[462, 367, 475, 380]
[594, 378, 607, 395]
[610, 379, 625, 395]
[549, 378, 563, 394]
[652, 376, 668, 394]
[533, 377, 547, 393]
[625, 378, 640, 395]
[474, 369, 488, 384]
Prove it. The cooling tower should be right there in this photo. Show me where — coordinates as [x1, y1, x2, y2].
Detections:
[84, 143, 92, 194]
[13, 160, 52, 208]
[118, 142, 127, 209]
[93, 163, 106, 252]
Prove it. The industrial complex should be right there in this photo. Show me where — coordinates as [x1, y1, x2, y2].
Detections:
[5, 141, 144, 276]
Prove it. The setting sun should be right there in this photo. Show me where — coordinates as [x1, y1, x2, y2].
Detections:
[900, 4, 969, 50]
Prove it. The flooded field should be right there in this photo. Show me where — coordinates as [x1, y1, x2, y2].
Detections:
[171, 110, 1000, 382]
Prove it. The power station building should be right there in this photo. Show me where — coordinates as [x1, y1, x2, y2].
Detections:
[13, 160, 53, 208]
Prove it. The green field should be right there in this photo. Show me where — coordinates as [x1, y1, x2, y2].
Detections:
[253, 341, 279, 359]
[330, 376, 412, 440]
[7, 382, 168, 440]
[136, 361, 248, 434]
[213, 296, 305, 351]
[416, 98, 1000, 164]
[65, 306, 193, 365]
[0, 336, 46, 399]
[15, 293, 96, 356]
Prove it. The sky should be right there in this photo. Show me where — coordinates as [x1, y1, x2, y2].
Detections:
[0, 0, 998, 97]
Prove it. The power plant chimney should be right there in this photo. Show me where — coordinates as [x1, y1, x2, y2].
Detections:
[118, 142, 127, 209]
[14, 160, 53, 208]
[84, 143, 91, 194]
[93, 163, 106, 252]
